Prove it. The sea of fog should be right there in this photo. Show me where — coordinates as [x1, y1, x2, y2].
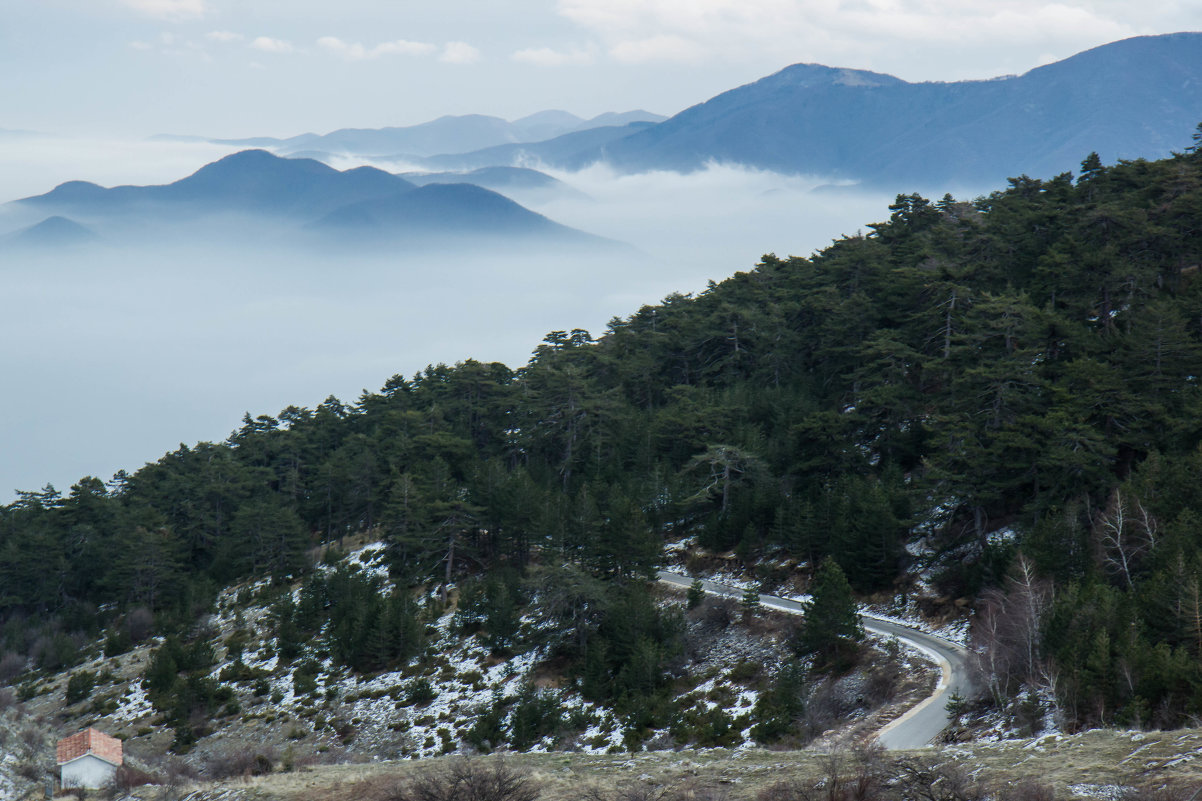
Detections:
[0, 136, 908, 500]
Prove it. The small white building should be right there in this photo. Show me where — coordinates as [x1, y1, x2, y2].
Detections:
[56, 728, 123, 790]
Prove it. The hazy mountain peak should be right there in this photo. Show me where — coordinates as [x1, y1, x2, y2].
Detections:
[513, 109, 584, 127]
[36, 180, 107, 200]
[766, 62, 906, 90]
[9, 215, 98, 247]
[182, 149, 336, 182]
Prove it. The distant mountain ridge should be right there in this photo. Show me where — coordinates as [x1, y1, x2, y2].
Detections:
[387, 33, 1202, 188]
[586, 33, 1202, 186]
[202, 109, 666, 158]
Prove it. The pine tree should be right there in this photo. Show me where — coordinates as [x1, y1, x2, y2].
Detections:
[741, 584, 762, 619]
[794, 558, 863, 672]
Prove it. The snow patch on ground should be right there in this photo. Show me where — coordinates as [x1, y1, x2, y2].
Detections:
[111, 680, 154, 724]
[861, 607, 970, 648]
[1067, 785, 1126, 800]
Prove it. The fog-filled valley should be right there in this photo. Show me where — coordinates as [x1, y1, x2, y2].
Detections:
[0, 136, 898, 500]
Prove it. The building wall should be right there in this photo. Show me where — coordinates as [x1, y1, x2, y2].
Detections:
[61, 754, 117, 789]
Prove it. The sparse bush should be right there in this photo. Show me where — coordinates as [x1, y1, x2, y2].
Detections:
[406, 678, 438, 707]
[728, 660, 761, 684]
[65, 670, 96, 705]
[293, 659, 321, 696]
[104, 628, 131, 657]
[391, 759, 539, 801]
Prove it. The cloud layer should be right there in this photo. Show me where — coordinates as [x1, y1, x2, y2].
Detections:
[317, 37, 438, 60]
[120, 0, 207, 20]
[550, 0, 1143, 71]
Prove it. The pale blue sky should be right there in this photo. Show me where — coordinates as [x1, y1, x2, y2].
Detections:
[5, 0, 1201, 138]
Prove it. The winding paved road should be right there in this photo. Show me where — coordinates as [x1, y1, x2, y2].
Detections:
[657, 570, 972, 750]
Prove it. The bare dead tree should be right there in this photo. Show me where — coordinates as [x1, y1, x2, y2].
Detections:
[1094, 489, 1158, 590]
[969, 554, 1052, 703]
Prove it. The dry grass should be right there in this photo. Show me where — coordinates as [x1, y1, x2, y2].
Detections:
[116, 727, 1202, 801]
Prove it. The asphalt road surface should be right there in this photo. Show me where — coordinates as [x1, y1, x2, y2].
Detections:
[656, 570, 972, 750]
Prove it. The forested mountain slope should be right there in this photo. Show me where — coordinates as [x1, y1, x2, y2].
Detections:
[4, 140, 1202, 740]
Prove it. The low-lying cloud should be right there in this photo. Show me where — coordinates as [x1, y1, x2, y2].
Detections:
[1, 138, 921, 501]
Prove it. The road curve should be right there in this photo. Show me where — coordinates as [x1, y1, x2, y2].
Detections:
[656, 570, 972, 750]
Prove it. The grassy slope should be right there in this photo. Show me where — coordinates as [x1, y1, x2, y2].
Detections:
[117, 728, 1202, 800]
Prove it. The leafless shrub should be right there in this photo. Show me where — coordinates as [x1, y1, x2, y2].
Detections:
[160, 754, 199, 797]
[392, 759, 540, 801]
[0, 686, 16, 711]
[19, 723, 44, 752]
[701, 598, 735, 630]
[127, 607, 155, 643]
[112, 763, 158, 791]
[202, 744, 277, 780]
[756, 746, 885, 801]
[13, 758, 42, 782]
[862, 664, 899, 707]
[889, 757, 986, 801]
[0, 651, 26, 684]
[800, 683, 853, 740]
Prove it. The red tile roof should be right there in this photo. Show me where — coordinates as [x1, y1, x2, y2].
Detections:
[56, 728, 123, 766]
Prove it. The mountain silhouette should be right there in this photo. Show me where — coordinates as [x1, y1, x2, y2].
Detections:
[418, 121, 658, 171]
[310, 182, 606, 247]
[12, 150, 610, 249]
[20, 150, 416, 219]
[590, 33, 1202, 186]
[210, 110, 666, 158]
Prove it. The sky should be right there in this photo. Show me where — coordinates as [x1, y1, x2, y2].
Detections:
[3, 1, 1201, 138]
